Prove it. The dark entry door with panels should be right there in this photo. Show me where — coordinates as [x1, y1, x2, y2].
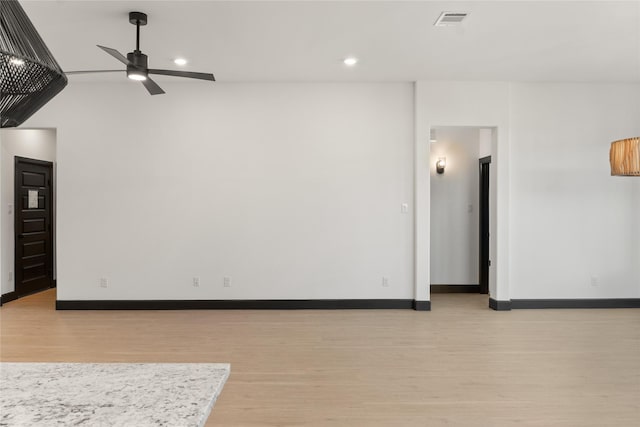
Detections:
[14, 157, 54, 298]
[478, 156, 491, 295]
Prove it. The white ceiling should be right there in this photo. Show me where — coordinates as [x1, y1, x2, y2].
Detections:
[21, 0, 640, 83]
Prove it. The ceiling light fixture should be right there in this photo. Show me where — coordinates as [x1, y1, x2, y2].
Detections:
[343, 57, 358, 66]
[174, 58, 187, 66]
[0, 0, 67, 128]
[64, 12, 215, 96]
[610, 137, 640, 176]
[127, 72, 147, 81]
[126, 63, 148, 81]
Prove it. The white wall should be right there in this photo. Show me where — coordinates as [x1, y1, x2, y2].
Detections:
[635, 183, 640, 295]
[509, 83, 640, 299]
[25, 82, 415, 301]
[417, 82, 639, 302]
[0, 129, 56, 296]
[430, 127, 480, 285]
[479, 129, 492, 158]
[19, 80, 639, 303]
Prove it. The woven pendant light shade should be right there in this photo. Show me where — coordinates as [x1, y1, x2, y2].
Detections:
[610, 137, 640, 176]
[1, 0, 67, 128]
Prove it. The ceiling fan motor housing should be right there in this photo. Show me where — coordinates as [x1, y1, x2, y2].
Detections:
[126, 51, 148, 79]
[127, 51, 148, 69]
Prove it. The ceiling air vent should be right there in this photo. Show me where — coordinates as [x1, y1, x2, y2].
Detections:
[434, 12, 469, 26]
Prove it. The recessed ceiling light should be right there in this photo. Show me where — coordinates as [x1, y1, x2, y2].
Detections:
[343, 57, 358, 66]
[10, 57, 25, 66]
[174, 58, 188, 66]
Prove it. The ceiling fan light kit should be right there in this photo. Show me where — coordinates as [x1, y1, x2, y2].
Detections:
[67, 11, 215, 95]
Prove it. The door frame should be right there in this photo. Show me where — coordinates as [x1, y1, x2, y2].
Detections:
[478, 156, 491, 294]
[13, 156, 55, 300]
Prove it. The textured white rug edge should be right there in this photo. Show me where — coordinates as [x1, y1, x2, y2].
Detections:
[0, 362, 231, 427]
[197, 364, 231, 427]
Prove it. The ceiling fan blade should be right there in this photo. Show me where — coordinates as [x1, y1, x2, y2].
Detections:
[148, 69, 215, 81]
[65, 70, 123, 75]
[141, 76, 165, 95]
[97, 45, 131, 65]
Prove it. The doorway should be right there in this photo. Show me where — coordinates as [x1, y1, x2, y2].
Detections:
[429, 126, 496, 300]
[14, 156, 54, 299]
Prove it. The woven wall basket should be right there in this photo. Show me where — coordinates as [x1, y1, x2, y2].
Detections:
[610, 137, 640, 176]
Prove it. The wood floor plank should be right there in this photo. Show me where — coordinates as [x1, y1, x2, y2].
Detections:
[1, 289, 638, 426]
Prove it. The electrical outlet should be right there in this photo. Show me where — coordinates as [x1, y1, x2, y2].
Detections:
[223, 276, 231, 287]
[8, 271, 13, 282]
[193, 277, 200, 287]
[590, 276, 599, 287]
[99, 277, 108, 288]
[382, 277, 389, 287]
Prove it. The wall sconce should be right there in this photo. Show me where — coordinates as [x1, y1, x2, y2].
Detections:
[610, 137, 639, 176]
[436, 157, 446, 174]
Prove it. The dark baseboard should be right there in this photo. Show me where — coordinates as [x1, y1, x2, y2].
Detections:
[0, 291, 20, 306]
[490, 298, 640, 310]
[489, 298, 512, 311]
[511, 299, 640, 309]
[413, 300, 431, 311]
[431, 284, 480, 294]
[56, 299, 429, 311]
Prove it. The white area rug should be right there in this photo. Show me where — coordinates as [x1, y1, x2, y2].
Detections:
[0, 362, 230, 427]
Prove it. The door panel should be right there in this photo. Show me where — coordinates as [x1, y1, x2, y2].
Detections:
[15, 157, 54, 298]
[22, 171, 46, 187]
[23, 241, 47, 258]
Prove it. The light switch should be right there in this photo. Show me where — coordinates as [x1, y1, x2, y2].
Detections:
[401, 203, 409, 214]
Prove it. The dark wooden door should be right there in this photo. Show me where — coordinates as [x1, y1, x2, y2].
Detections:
[14, 157, 54, 298]
[479, 156, 491, 295]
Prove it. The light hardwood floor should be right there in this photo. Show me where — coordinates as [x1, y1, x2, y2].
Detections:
[1, 289, 639, 426]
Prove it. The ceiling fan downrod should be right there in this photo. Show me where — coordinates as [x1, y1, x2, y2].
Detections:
[129, 11, 147, 53]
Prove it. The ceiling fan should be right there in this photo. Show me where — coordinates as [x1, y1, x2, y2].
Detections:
[66, 12, 215, 95]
